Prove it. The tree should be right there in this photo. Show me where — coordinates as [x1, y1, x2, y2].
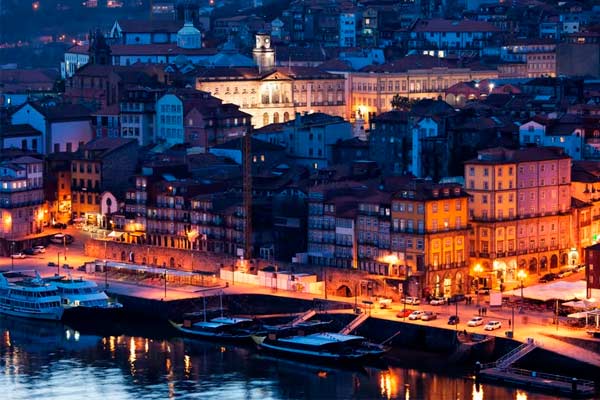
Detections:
[391, 94, 413, 111]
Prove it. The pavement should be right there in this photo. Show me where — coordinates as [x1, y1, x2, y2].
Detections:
[2, 225, 600, 368]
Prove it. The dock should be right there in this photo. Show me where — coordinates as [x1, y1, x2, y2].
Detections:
[477, 367, 595, 398]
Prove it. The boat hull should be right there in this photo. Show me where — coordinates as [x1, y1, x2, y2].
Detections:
[252, 335, 386, 365]
[62, 305, 125, 322]
[169, 320, 253, 344]
[0, 306, 63, 321]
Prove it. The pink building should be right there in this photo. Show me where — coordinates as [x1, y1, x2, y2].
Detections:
[465, 147, 574, 291]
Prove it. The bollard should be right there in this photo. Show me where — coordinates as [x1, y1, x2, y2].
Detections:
[474, 361, 481, 379]
[572, 378, 577, 394]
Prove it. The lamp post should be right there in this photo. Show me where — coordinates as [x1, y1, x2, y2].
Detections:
[517, 269, 527, 302]
[10, 242, 14, 271]
[474, 263, 483, 306]
[104, 260, 108, 290]
[57, 252, 61, 275]
[164, 265, 167, 300]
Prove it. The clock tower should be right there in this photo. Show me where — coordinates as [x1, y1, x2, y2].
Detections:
[252, 33, 275, 74]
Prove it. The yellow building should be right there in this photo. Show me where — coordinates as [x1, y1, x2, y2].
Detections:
[196, 33, 346, 128]
[71, 159, 101, 223]
[571, 161, 600, 251]
[465, 147, 574, 292]
[391, 180, 469, 298]
[347, 56, 498, 124]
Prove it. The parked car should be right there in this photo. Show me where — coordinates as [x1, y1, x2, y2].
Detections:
[421, 311, 437, 321]
[484, 321, 502, 331]
[430, 297, 446, 305]
[448, 315, 460, 325]
[408, 310, 426, 320]
[573, 264, 586, 272]
[62, 264, 72, 269]
[402, 296, 421, 305]
[539, 273, 557, 283]
[448, 294, 465, 304]
[476, 287, 491, 295]
[396, 309, 414, 318]
[467, 317, 484, 327]
[47, 262, 56, 267]
[33, 245, 46, 254]
[11, 252, 26, 259]
[52, 223, 67, 229]
[23, 248, 36, 256]
[557, 268, 573, 278]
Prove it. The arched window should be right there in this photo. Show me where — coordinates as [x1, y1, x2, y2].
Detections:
[273, 112, 279, 124]
[283, 112, 290, 122]
[263, 113, 269, 126]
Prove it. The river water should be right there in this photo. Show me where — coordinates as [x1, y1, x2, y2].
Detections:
[0, 316, 562, 400]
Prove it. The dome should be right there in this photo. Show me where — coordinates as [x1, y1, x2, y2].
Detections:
[177, 22, 201, 49]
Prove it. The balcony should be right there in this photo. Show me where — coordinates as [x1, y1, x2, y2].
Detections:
[479, 252, 490, 258]
[496, 252, 506, 258]
[507, 251, 516, 256]
[517, 250, 527, 255]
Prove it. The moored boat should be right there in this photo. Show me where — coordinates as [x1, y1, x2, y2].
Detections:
[44, 275, 123, 321]
[252, 332, 387, 364]
[169, 316, 256, 343]
[0, 271, 63, 321]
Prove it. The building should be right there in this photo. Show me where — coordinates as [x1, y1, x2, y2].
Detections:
[10, 102, 94, 154]
[0, 124, 43, 153]
[70, 138, 139, 225]
[584, 243, 600, 291]
[519, 118, 585, 160]
[557, 33, 600, 78]
[195, 33, 346, 128]
[339, 12, 356, 47]
[571, 162, 600, 255]
[465, 147, 574, 292]
[0, 156, 46, 248]
[348, 56, 497, 124]
[409, 19, 500, 58]
[391, 180, 469, 299]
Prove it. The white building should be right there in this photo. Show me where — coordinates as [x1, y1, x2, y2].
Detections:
[339, 13, 356, 48]
[155, 94, 184, 146]
[10, 102, 93, 154]
[411, 117, 439, 177]
[519, 120, 584, 160]
[62, 50, 90, 79]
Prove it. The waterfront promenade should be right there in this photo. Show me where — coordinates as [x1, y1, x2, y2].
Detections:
[2, 227, 600, 369]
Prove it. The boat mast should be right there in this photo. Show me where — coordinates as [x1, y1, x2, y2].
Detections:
[203, 295, 207, 322]
[220, 291, 223, 318]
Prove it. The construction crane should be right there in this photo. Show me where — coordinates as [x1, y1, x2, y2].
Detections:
[242, 128, 252, 261]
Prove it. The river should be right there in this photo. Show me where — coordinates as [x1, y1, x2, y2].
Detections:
[0, 316, 563, 400]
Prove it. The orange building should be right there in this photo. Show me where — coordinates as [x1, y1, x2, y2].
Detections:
[391, 180, 469, 298]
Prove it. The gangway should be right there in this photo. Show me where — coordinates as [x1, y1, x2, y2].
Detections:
[290, 309, 316, 326]
[339, 313, 369, 335]
[482, 337, 537, 370]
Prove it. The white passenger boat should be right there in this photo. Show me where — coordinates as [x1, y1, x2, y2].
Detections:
[0, 272, 63, 321]
[44, 275, 123, 320]
[252, 332, 387, 364]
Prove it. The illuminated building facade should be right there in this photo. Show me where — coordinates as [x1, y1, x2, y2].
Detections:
[465, 147, 574, 291]
[391, 181, 469, 298]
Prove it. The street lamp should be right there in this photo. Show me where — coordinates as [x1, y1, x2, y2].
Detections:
[164, 265, 167, 300]
[517, 269, 527, 301]
[10, 242, 14, 271]
[474, 263, 483, 306]
[57, 252, 61, 275]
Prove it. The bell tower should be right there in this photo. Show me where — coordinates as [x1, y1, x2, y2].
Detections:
[252, 33, 275, 74]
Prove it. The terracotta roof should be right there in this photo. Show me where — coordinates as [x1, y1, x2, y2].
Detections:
[413, 19, 499, 33]
[360, 55, 453, 73]
[318, 58, 354, 72]
[0, 69, 59, 92]
[212, 137, 285, 152]
[467, 146, 570, 164]
[68, 44, 218, 56]
[81, 137, 137, 158]
[117, 19, 185, 33]
[18, 102, 94, 122]
[0, 124, 42, 138]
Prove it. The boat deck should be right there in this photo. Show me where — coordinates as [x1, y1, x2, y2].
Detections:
[479, 367, 596, 398]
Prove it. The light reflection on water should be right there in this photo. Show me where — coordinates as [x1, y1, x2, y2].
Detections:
[0, 316, 562, 400]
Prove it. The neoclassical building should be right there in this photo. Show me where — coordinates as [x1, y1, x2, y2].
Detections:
[195, 33, 346, 128]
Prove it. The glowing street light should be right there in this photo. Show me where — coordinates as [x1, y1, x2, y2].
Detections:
[517, 269, 527, 301]
[473, 263, 483, 306]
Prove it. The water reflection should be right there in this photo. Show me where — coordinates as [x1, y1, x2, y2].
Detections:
[0, 315, 565, 400]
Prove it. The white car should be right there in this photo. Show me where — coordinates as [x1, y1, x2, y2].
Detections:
[430, 297, 446, 305]
[484, 321, 502, 331]
[408, 310, 426, 320]
[33, 245, 46, 254]
[11, 252, 26, 259]
[467, 317, 484, 327]
[403, 296, 421, 305]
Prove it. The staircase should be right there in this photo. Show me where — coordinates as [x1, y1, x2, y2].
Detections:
[488, 338, 537, 369]
[290, 309, 316, 326]
[339, 313, 369, 335]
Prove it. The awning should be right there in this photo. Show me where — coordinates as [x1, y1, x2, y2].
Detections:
[107, 231, 125, 238]
[562, 299, 597, 309]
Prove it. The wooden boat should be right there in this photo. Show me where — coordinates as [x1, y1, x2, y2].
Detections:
[169, 316, 256, 343]
[252, 332, 387, 364]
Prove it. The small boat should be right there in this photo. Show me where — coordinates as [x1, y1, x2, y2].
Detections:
[44, 275, 123, 320]
[0, 271, 64, 321]
[169, 316, 256, 342]
[252, 332, 388, 364]
[261, 319, 332, 335]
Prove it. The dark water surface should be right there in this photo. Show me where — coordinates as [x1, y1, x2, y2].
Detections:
[0, 316, 563, 400]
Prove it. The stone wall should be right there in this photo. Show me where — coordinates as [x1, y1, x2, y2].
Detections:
[85, 239, 396, 298]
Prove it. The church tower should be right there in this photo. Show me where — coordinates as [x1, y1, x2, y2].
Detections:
[252, 33, 275, 74]
[88, 29, 112, 66]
